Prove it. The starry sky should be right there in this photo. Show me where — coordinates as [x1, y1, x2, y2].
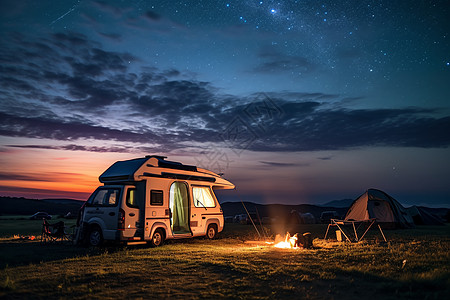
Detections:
[1, 0, 449, 207]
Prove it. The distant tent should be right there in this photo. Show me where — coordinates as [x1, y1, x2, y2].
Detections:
[406, 206, 445, 225]
[288, 210, 302, 224]
[300, 213, 316, 224]
[288, 210, 316, 224]
[345, 189, 414, 228]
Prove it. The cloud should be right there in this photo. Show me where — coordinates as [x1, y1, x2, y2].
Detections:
[1, 29, 450, 155]
[0, 173, 51, 182]
[0, 171, 85, 182]
[144, 11, 162, 21]
[317, 156, 333, 161]
[0, 185, 90, 199]
[251, 48, 316, 74]
[259, 161, 309, 167]
[7, 144, 136, 153]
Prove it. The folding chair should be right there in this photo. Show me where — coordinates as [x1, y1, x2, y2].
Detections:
[324, 218, 387, 242]
[41, 219, 71, 243]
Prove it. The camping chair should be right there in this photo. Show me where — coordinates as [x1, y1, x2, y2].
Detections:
[41, 219, 71, 243]
[324, 218, 387, 242]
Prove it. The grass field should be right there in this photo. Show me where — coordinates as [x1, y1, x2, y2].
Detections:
[0, 217, 449, 299]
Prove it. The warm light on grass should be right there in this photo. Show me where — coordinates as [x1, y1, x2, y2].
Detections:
[0, 223, 449, 299]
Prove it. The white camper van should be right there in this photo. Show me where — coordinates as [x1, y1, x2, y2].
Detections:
[75, 155, 234, 246]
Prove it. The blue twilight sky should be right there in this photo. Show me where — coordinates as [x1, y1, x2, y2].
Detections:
[0, 0, 449, 207]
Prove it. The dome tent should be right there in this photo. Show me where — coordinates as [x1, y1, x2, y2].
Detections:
[406, 205, 445, 225]
[345, 189, 414, 228]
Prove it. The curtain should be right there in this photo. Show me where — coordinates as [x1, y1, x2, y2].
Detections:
[170, 182, 189, 233]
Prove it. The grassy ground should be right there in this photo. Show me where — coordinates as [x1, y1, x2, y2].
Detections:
[0, 219, 449, 299]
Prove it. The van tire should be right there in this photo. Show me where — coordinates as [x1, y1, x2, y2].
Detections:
[150, 229, 164, 247]
[206, 224, 217, 239]
[88, 226, 103, 247]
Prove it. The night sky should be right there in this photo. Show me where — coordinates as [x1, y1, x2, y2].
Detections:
[1, 0, 449, 207]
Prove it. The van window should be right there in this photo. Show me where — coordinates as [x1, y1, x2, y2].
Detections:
[126, 188, 138, 208]
[150, 190, 163, 206]
[89, 188, 120, 207]
[192, 186, 216, 208]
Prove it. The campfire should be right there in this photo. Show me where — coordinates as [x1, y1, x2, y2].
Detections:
[274, 232, 300, 249]
[273, 232, 312, 249]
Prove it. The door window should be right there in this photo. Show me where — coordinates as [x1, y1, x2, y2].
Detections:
[126, 188, 138, 208]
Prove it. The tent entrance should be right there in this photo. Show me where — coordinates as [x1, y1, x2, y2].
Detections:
[368, 200, 394, 223]
[169, 182, 191, 235]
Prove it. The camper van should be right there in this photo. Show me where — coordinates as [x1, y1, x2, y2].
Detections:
[74, 155, 235, 246]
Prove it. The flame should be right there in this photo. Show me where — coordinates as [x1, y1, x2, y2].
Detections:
[274, 232, 300, 249]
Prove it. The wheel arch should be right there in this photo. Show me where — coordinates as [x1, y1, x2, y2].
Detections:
[205, 218, 220, 232]
[149, 222, 168, 241]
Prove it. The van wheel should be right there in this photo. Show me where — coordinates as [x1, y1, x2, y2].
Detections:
[150, 229, 164, 247]
[88, 226, 103, 247]
[206, 224, 217, 239]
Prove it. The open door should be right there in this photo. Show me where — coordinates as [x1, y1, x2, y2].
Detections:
[169, 182, 191, 234]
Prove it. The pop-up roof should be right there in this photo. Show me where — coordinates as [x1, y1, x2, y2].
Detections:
[99, 155, 234, 189]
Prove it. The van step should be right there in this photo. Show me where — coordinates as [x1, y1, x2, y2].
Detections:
[126, 241, 147, 246]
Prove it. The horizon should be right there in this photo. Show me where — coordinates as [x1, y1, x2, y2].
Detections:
[1, 1, 449, 208]
[2, 193, 449, 209]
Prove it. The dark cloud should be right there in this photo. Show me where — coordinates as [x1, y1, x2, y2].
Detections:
[7, 144, 135, 153]
[0, 171, 84, 182]
[317, 156, 333, 161]
[0, 185, 90, 199]
[145, 11, 162, 21]
[0, 112, 159, 143]
[253, 105, 450, 151]
[251, 48, 316, 74]
[0, 173, 50, 182]
[259, 161, 309, 167]
[1, 30, 450, 154]
[98, 32, 122, 41]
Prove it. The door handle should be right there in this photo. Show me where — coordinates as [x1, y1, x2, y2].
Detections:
[202, 217, 206, 219]
[109, 212, 115, 216]
[129, 213, 135, 217]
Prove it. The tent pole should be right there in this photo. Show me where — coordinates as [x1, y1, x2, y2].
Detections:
[241, 200, 261, 239]
[378, 224, 387, 242]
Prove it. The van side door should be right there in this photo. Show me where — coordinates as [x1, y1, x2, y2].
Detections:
[191, 186, 219, 234]
[121, 186, 141, 238]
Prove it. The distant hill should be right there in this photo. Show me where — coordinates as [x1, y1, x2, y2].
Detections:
[220, 201, 348, 221]
[320, 199, 354, 208]
[1, 196, 448, 223]
[0, 196, 84, 216]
